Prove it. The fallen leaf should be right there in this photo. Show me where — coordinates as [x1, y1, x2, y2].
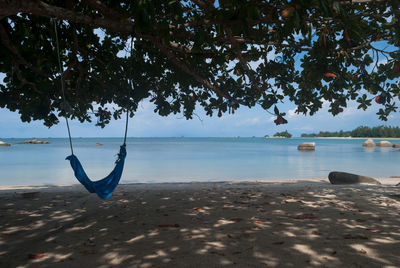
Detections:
[158, 224, 180, 228]
[80, 250, 97, 255]
[230, 218, 243, 223]
[366, 228, 379, 232]
[292, 213, 317, 220]
[255, 220, 263, 224]
[192, 207, 203, 212]
[28, 254, 45, 259]
[343, 234, 368, 240]
[359, 249, 367, 254]
[0, 233, 11, 237]
[262, 202, 270, 205]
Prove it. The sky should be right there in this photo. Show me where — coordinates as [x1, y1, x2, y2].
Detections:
[1, 97, 400, 138]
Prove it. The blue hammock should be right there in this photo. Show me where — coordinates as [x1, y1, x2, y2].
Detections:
[66, 145, 127, 199]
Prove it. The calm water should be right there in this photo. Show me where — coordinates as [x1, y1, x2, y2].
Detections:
[0, 137, 398, 186]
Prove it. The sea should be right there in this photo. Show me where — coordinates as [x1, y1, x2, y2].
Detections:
[0, 137, 399, 186]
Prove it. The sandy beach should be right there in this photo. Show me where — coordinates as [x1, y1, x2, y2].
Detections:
[1, 178, 400, 268]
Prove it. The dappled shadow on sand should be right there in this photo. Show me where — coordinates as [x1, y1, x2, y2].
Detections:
[1, 181, 400, 267]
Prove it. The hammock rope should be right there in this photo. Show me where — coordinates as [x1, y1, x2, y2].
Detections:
[53, 20, 74, 155]
[52, 19, 131, 199]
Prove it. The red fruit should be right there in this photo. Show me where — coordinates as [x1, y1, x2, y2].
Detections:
[218, 110, 222, 117]
[375, 95, 382, 104]
[235, 69, 241, 76]
[129, 112, 134, 118]
[338, 108, 343, 113]
[150, 97, 156, 102]
[28, 254, 45, 259]
[344, 29, 351, 46]
[274, 116, 284, 125]
[307, 71, 312, 78]
[324, 72, 337, 78]
[394, 65, 400, 73]
[281, 7, 295, 19]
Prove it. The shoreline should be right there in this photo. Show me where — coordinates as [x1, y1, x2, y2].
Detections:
[2, 177, 400, 192]
[313, 137, 400, 140]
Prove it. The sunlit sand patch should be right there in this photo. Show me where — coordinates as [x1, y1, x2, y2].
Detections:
[125, 234, 145, 244]
[371, 237, 399, 244]
[103, 252, 135, 264]
[65, 222, 96, 232]
[293, 244, 338, 264]
[148, 230, 159, 237]
[253, 251, 279, 266]
[350, 244, 391, 264]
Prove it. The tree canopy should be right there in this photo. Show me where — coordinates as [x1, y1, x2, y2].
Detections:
[0, 0, 399, 127]
[301, 125, 400, 138]
[273, 130, 292, 138]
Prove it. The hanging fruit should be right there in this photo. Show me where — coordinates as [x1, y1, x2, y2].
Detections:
[274, 116, 284, 125]
[281, 7, 295, 18]
[324, 72, 337, 78]
[344, 29, 351, 46]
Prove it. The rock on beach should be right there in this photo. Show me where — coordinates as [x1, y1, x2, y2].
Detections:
[0, 141, 11, 146]
[328, 171, 381, 185]
[16, 139, 50, 144]
[376, 141, 392, 147]
[362, 139, 375, 147]
[297, 142, 315, 151]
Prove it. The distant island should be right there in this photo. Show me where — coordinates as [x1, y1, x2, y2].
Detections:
[264, 130, 292, 139]
[301, 126, 400, 138]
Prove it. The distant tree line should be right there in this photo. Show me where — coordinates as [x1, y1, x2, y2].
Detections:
[273, 130, 292, 138]
[301, 126, 400, 138]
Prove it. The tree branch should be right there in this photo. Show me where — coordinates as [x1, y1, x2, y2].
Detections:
[0, 22, 49, 77]
[1, 0, 133, 33]
[142, 34, 247, 106]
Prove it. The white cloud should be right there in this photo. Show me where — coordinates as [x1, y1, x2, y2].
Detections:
[287, 108, 298, 118]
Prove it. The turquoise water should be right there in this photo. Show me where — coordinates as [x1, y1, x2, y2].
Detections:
[0, 137, 399, 186]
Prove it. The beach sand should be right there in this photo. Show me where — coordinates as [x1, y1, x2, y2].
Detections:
[1, 178, 400, 267]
